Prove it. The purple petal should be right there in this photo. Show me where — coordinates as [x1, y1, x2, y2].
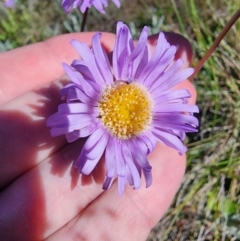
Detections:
[4, 0, 15, 8]
[113, 23, 133, 80]
[71, 60, 96, 84]
[138, 32, 170, 84]
[154, 103, 199, 113]
[171, 129, 186, 141]
[121, 26, 148, 80]
[134, 46, 149, 79]
[86, 132, 109, 160]
[70, 40, 94, 62]
[74, 145, 88, 172]
[61, 0, 81, 13]
[72, 60, 104, 89]
[143, 170, 152, 188]
[158, 68, 195, 93]
[154, 127, 186, 141]
[142, 46, 177, 89]
[63, 63, 100, 99]
[129, 139, 152, 172]
[129, 139, 153, 188]
[114, 139, 126, 177]
[149, 59, 183, 94]
[152, 128, 187, 155]
[153, 112, 199, 127]
[92, 0, 106, 14]
[112, 0, 120, 7]
[65, 124, 98, 142]
[122, 142, 141, 189]
[58, 103, 98, 114]
[72, 0, 82, 8]
[92, 33, 113, 85]
[103, 137, 116, 190]
[84, 127, 105, 151]
[126, 165, 134, 186]
[65, 131, 81, 142]
[70, 40, 105, 86]
[154, 89, 191, 103]
[49, 120, 93, 136]
[62, 63, 82, 85]
[61, 84, 98, 105]
[47, 113, 95, 128]
[154, 120, 198, 133]
[81, 157, 100, 175]
[105, 137, 116, 178]
[116, 21, 124, 33]
[62, 0, 121, 14]
[79, 1, 91, 13]
[74, 127, 105, 171]
[103, 177, 114, 190]
[138, 132, 157, 154]
[118, 176, 126, 196]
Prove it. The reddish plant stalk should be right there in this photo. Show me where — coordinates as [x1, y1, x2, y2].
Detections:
[189, 9, 240, 81]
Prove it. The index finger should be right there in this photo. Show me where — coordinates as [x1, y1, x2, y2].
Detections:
[0, 32, 116, 105]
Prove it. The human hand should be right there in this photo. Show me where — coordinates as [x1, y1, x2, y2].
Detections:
[0, 32, 196, 241]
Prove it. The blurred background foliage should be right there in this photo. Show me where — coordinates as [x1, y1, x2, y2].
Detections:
[1, 0, 240, 240]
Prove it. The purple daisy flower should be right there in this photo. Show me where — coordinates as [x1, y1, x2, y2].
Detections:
[47, 22, 199, 196]
[4, 0, 15, 8]
[61, 0, 121, 14]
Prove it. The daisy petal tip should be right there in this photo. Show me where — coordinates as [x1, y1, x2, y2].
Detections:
[93, 32, 102, 39]
[70, 39, 81, 48]
[133, 185, 141, 190]
[117, 21, 124, 28]
[145, 173, 152, 188]
[117, 176, 126, 196]
[62, 62, 71, 72]
[189, 67, 195, 74]
[102, 176, 114, 190]
[177, 58, 184, 66]
[142, 26, 149, 33]
[70, 39, 77, 45]
[118, 189, 124, 197]
[179, 146, 188, 155]
[195, 106, 200, 113]
[62, 62, 70, 70]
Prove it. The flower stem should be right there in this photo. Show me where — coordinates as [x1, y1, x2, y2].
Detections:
[189, 9, 240, 82]
[81, 8, 89, 32]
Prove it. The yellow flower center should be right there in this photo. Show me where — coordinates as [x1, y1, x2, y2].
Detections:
[98, 82, 153, 139]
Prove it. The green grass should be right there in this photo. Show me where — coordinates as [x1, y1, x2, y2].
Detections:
[146, 1, 240, 240]
[1, 0, 240, 240]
